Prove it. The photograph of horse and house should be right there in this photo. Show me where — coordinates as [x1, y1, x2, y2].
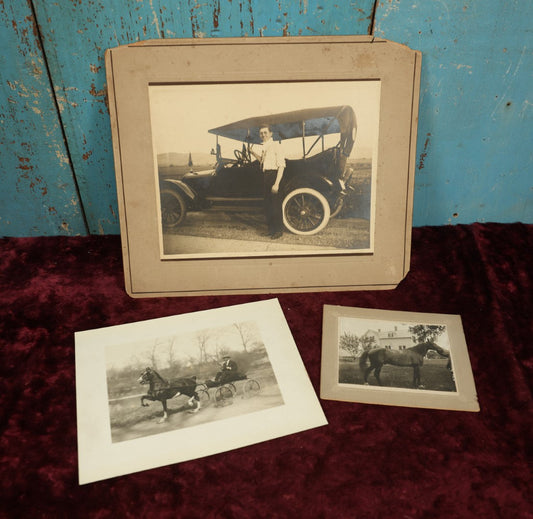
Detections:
[338, 319, 455, 392]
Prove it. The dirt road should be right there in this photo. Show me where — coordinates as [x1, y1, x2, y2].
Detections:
[162, 211, 370, 255]
[111, 382, 284, 443]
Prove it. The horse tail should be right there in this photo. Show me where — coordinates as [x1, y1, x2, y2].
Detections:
[359, 350, 369, 371]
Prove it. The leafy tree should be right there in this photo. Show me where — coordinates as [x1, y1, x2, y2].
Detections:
[360, 335, 376, 351]
[339, 332, 361, 358]
[409, 325, 446, 344]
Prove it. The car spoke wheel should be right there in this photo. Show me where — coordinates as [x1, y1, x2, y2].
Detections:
[282, 188, 331, 235]
[160, 188, 186, 229]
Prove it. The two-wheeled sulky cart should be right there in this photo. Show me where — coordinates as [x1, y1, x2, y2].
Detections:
[196, 376, 261, 407]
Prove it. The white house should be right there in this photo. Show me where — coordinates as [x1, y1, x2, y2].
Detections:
[365, 326, 414, 351]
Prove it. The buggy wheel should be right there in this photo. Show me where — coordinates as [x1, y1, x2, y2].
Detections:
[197, 389, 210, 403]
[215, 386, 233, 406]
[226, 382, 237, 395]
[243, 379, 261, 397]
[282, 188, 330, 235]
[161, 188, 187, 229]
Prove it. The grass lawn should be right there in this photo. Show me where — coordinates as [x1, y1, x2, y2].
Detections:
[339, 358, 456, 392]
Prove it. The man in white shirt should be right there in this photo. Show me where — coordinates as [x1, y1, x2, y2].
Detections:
[251, 125, 286, 239]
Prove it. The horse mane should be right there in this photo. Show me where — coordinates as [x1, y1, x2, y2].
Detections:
[410, 341, 448, 356]
[144, 368, 197, 390]
[409, 342, 433, 354]
[149, 368, 167, 383]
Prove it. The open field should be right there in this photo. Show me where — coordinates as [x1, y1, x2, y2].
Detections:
[339, 358, 457, 392]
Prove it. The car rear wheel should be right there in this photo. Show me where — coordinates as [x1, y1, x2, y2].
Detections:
[282, 188, 331, 235]
[160, 188, 186, 229]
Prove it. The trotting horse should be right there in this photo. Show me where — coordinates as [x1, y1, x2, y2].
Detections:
[138, 367, 201, 423]
[359, 341, 450, 388]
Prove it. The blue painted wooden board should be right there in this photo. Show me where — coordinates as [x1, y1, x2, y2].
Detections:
[0, 1, 86, 236]
[32, 0, 375, 235]
[375, 0, 533, 225]
[1, 0, 531, 236]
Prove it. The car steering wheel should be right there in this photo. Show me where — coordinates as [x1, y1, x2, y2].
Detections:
[234, 149, 249, 164]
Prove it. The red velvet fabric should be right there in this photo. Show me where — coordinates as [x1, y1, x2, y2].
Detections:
[1, 224, 532, 518]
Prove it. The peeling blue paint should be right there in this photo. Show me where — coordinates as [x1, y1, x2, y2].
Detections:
[0, 0, 531, 236]
[0, 0, 86, 237]
[31, 0, 375, 235]
[375, 0, 533, 225]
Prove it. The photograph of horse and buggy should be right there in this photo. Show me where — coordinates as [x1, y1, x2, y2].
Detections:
[105, 321, 284, 443]
[337, 320, 457, 392]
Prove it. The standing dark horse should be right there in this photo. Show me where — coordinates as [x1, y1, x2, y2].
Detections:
[359, 342, 450, 388]
[138, 367, 201, 423]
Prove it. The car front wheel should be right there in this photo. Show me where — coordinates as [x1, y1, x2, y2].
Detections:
[282, 188, 331, 235]
[160, 188, 187, 229]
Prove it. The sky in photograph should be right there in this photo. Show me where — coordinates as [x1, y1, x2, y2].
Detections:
[338, 317, 451, 350]
[105, 321, 260, 371]
[149, 80, 381, 160]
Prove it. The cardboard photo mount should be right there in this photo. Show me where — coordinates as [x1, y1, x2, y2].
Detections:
[105, 36, 421, 297]
[320, 305, 480, 412]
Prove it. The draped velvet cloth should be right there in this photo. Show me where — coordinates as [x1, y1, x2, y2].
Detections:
[1, 224, 531, 518]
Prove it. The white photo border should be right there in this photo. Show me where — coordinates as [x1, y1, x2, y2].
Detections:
[75, 299, 327, 484]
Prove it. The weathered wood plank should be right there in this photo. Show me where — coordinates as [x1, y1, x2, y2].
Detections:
[375, 0, 533, 225]
[3, 0, 532, 235]
[32, 0, 375, 234]
[0, 0, 86, 237]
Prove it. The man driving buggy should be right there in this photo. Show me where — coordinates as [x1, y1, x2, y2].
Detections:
[206, 355, 242, 387]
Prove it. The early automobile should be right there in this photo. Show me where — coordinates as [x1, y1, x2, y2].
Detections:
[159, 105, 356, 235]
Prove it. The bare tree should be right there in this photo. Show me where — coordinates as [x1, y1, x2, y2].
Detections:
[234, 322, 252, 353]
[211, 341, 229, 361]
[149, 340, 158, 369]
[167, 337, 180, 369]
[196, 330, 210, 363]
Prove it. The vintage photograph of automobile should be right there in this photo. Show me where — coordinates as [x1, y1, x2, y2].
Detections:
[320, 306, 479, 412]
[149, 81, 380, 258]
